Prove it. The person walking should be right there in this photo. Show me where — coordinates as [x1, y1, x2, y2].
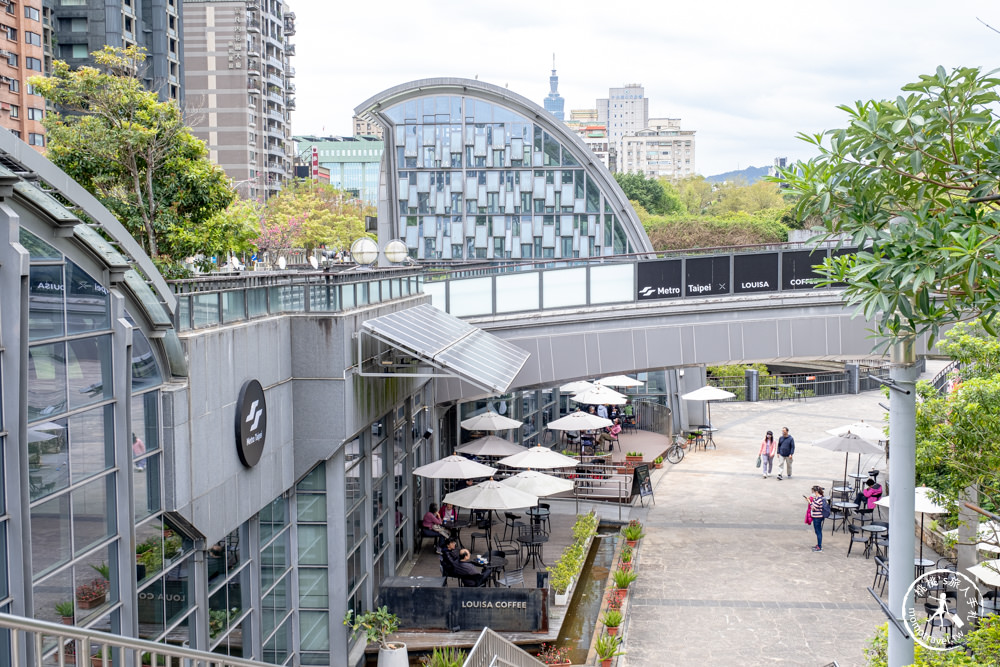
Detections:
[776, 426, 795, 480]
[807, 485, 827, 551]
[758, 431, 777, 478]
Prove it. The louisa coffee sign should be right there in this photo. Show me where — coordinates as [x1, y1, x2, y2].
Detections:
[235, 379, 267, 467]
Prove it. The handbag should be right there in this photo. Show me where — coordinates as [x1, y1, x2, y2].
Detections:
[804, 502, 813, 525]
[755, 455, 762, 468]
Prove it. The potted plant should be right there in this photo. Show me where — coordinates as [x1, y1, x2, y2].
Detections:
[535, 643, 571, 666]
[621, 520, 645, 547]
[653, 456, 664, 469]
[594, 633, 625, 666]
[625, 451, 643, 464]
[140, 652, 168, 667]
[419, 646, 466, 667]
[55, 600, 75, 624]
[344, 606, 406, 667]
[620, 545, 634, 572]
[90, 562, 110, 580]
[611, 567, 637, 604]
[601, 608, 623, 636]
[90, 646, 112, 667]
[209, 607, 240, 639]
[76, 578, 109, 610]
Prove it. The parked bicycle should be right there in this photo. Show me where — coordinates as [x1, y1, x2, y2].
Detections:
[665, 435, 687, 464]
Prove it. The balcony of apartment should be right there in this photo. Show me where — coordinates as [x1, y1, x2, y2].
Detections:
[285, 81, 295, 93]
[266, 108, 284, 122]
[247, 78, 262, 93]
[264, 30, 282, 48]
[283, 42, 295, 56]
[247, 58, 261, 76]
[266, 55, 283, 71]
[266, 90, 283, 106]
[266, 73, 283, 88]
[283, 17, 295, 35]
[246, 17, 261, 32]
[285, 97, 295, 110]
[285, 66, 295, 78]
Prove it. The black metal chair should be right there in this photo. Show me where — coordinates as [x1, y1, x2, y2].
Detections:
[503, 512, 526, 541]
[873, 555, 889, 597]
[494, 535, 522, 569]
[847, 524, 868, 557]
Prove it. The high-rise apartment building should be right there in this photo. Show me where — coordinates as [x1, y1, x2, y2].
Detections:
[620, 117, 696, 179]
[0, 0, 47, 150]
[49, 0, 183, 103]
[352, 114, 383, 139]
[597, 83, 647, 150]
[183, 0, 296, 200]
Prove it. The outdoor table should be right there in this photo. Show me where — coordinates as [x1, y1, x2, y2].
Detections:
[526, 507, 550, 535]
[848, 472, 869, 494]
[832, 501, 858, 533]
[861, 524, 887, 559]
[517, 534, 549, 569]
[474, 555, 508, 586]
[696, 425, 716, 449]
[383, 576, 447, 588]
[915, 558, 934, 579]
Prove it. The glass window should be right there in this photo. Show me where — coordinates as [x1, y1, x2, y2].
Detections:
[29, 264, 65, 340]
[66, 261, 110, 334]
[298, 568, 328, 607]
[31, 494, 71, 577]
[25, 31, 41, 45]
[28, 418, 67, 502]
[29, 133, 45, 146]
[72, 475, 113, 553]
[27, 343, 67, 421]
[67, 335, 112, 410]
[25, 6, 40, 20]
[299, 610, 329, 652]
[259, 496, 287, 545]
[131, 330, 162, 389]
[19, 228, 61, 260]
[68, 404, 113, 484]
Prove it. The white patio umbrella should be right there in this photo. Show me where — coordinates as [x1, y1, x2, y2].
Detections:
[500, 469, 574, 496]
[547, 410, 614, 431]
[499, 445, 579, 470]
[597, 375, 644, 388]
[968, 559, 1000, 588]
[942, 522, 1000, 554]
[443, 479, 539, 547]
[460, 410, 523, 431]
[456, 435, 525, 458]
[412, 455, 497, 479]
[876, 486, 948, 562]
[571, 384, 627, 406]
[680, 385, 736, 429]
[559, 380, 596, 394]
[825, 421, 886, 444]
[812, 432, 885, 493]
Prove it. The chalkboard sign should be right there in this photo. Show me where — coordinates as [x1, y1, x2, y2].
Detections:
[632, 464, 653, 499]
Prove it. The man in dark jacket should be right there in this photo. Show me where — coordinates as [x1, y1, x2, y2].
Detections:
[776, 426, 795, 480]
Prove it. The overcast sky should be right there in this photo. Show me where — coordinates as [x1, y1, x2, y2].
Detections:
[291, 0, 1000, 177]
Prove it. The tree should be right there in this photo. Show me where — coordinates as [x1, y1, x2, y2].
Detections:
[167, 198, 260, 271]
[779, 66, 1000, 346]
[613, 172, 684, 215]
[264, 181, 372, 253]
[31, 46, 235, 266]
[712, 180, 786, 215]
[674, 175, 714, 214]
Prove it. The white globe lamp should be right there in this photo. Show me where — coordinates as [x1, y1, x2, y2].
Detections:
[350, 237, 378, 265]
[383, 240, 409, 264]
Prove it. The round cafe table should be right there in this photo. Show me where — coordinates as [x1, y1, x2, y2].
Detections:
[848, 472, 869, 494]
[860, 524, 887, 559]
[831, 502, 857, 533]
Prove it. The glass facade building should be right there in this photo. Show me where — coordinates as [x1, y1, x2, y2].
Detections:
[293, 135, 384, 205]
[355, 78, 653, 261]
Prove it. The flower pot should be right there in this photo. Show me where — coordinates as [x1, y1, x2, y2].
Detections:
[546, 661, 571, 667]
[625, 539, 637, 548]
[91, 654, 112, 667]
[611, 587, 627, 604]
[377, 643, 407, 667]
[601, 659, 613, 667]
[654, 463, 663, 469]
[77, 594, 106, 610]
[606, 625, 618, 636]
[554, 591, 570, 605]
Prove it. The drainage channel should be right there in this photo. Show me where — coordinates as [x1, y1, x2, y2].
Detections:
[555, 531, 617, 663]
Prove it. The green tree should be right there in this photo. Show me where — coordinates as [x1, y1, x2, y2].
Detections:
[167, 198, 260, 272]
[674, 175, 714, 214]
[614, 172, 684, 215]
[264, 180, 372, 253]
[31, 46, 235, 265]
[779, 65, 1000, 345]
[712, 180, 786, 215]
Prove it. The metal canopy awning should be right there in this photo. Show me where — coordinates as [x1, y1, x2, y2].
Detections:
[358, 304, 529, 394]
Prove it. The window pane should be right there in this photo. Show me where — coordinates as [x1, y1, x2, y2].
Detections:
[297, 525, 327, 565]
[67, 335, 112, 410]
[295, 494, 324, 523]
[31, 494, 71, 577]
[28, 418, 68, 501]
[130, 330, 162, 390]
[65, 261, 110, 334]
[69, 405, 112, 483]
[299, 610, 329, 651]
[29, 264, 64, 340]
[298, 568, 328, 608]
[19, 227, 61, 260]
[72, 476, 113, 553]
[132, 453, 160, 521]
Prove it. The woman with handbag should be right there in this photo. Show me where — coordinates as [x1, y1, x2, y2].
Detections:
[758, 431, 777, 478]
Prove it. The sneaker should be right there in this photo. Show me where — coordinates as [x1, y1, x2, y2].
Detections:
[812, 546, 822, 551]
[777, 474, 783, 480]
[762, 474, 767, 478]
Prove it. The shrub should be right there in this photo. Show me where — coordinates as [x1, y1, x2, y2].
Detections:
[536, 643, 570, 665]
[621, 520, 645, 541]
[420, 646, 467, 667]
[601, 609, 623, 628]
[595, 633, 625, 661]
[612, 567, 637, 590]
[343, 606, 400, 650]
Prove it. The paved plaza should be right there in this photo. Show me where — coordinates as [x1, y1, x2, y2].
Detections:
[621, 372, 945, 667]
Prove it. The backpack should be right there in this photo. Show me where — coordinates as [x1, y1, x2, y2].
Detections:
[821, 498, 831, 519]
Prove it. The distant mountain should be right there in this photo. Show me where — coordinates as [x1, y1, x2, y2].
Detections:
[705, 165, 770, 185]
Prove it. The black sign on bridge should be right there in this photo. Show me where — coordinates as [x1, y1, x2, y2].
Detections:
[685, 256, 731, 297]
[782, 250, 826, 290]
[636, 259, 683, 301]
[734, 253, 779, 294]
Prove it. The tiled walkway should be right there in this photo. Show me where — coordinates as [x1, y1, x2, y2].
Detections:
[621, 369, 946, 667]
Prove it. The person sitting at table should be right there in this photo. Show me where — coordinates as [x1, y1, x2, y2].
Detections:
[595, 419, 622, 450]
[422, 503, 450, 543]
[854, 478, 883, 510]
[441, 541, 490, 586]
[438, 502, 458, 523]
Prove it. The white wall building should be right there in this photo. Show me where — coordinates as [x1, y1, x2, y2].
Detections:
[620, 118, 696, 179]
[597, 84, 648, 154]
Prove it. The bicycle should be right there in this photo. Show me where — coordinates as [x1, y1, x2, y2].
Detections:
[665, 435, 687, 464]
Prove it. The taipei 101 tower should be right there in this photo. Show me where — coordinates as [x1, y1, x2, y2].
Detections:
[544, 54, 566, 121]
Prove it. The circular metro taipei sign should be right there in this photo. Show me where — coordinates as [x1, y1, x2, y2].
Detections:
[235, 379, 267, 467]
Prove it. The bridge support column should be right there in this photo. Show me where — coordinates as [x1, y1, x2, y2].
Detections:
[744, 369, 758, 402]
[845, 363, 860, 394]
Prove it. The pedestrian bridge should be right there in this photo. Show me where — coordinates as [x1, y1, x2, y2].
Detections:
[421, 248, 932, 403]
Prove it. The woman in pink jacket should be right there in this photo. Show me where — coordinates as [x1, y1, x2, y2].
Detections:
[759, 431, 777, 478]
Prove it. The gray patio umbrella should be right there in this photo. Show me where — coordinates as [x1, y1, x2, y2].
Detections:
[680, 385, 736, 429]
[456, 435, 525, 458]
[460, 410, 523, 431]
[812, 432, 885, 494]
[876, 486, 947, 562]
[412, 454, 497, 479]
[443, 479, 539, 548]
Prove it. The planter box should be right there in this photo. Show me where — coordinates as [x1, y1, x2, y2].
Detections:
[625, 455, 643, 464]
[77, 594, 106, 610]
[553, 576, 576, 606]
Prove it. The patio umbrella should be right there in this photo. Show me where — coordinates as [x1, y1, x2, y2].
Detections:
[547, 410, 614, 431]
[942, 522, 1000, 554]
[968, 559, 1000, 588]
[560, 380, 596, 393]
[500, 469, 574, 496]
[680, 385, 736, 429]
[875, 486, 947, 562]
[572, 384, 627, 406]
[812, 432, 885, 494]
[825, 421, 886, 444]
[456, 435, 525, 458]
[597, 375, 644, 388]
[412, 454, 497, 479]
[499, 445, 579, 470]
[443, 479, 539, 547]
[460, 410, 523, 431]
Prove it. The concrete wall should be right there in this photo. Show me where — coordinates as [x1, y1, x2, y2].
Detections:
[167, 294, 430, 544]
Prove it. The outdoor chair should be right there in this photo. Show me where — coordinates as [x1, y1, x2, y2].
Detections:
[870, 521, 889, 560]
[498, 567, 525, 588]
[469, 529, 488, 553]
[846, 524, 868, 557]
[494, 535, 522, 569]
[873, 555, 889, 596]
[922, 600, 956, 642]
[503, 512, 526, 541]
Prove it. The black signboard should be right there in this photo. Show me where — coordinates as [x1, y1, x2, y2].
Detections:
[685, 256, 731, 297]
[636, 259, 683, 301]
[632, 464, 653, 499]
[235, 379, 267, 467]
[381, 581, 548, 632]
[782, 250, 825, 290]
[734, 253, 779, 294]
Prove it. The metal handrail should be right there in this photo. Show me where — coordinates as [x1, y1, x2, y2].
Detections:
[463, 627, 544, 667]
[0, 612, 272, 667]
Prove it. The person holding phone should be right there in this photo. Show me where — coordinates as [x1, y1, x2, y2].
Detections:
[806, 486, 827, 551]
